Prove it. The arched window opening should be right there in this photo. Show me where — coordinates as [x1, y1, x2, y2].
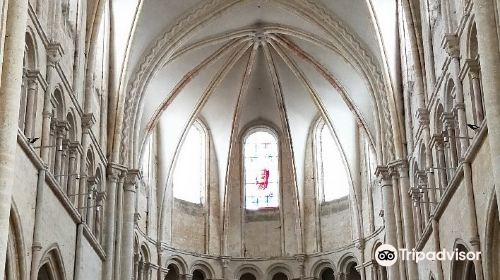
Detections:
[173, 121, 207, 204]
[243, 128, 279, 210]
[451, 244, 477, 280]
[165, 264, 180, 280]
[272, 272, 288, 280]
[346, 263, 361, 280]
[315, 119, 350, 202]
[19, 33, 38, 139]
[192, 269, 206, 280]
[467, 24, 485, 124]
[240, 273, 257, 280]
[320, 267, 335, 280]
[37, 264, 52, 280]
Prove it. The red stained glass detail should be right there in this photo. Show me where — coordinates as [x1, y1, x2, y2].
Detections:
[256, 168, 270, 190]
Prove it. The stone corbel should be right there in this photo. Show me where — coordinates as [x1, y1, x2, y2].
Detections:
[124, 169, 140, 192]
[68, 141, 83, 156]
[82, 113, 96, 131]
[416, 108, 430, 127]
[107, 162, 127, 182]
[55, 120, 69, 137]
[47, 43, 64, 66]
[441, 112, 456, 130]
[375, 166, 391, 187]
[430, 134, 445, 150]
[442, 34, 460, 58]
[466, 59, 481, 78]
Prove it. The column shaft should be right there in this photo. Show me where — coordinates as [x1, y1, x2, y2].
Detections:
[470, 75, 484, 123]
[102, 166, 121, 280]
[376, 167, 400, 279]
[398, 164, 419, 280]
[463, 162, 484, 279]
[390, 170, 406, 280]
[472, 0, 500, 212]
[120, 169, 140, 280]
[0, 0, 30, 275]
[24, 78, 38, 138]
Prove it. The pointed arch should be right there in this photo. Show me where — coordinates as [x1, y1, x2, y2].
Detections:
[5, 203, 27, 280]
[38, 246, 67, 280]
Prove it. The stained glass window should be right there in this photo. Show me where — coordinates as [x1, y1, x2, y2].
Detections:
[244, 129, 279, 209]
[315, 119, 350, 201]
[173, 121, 206, 204]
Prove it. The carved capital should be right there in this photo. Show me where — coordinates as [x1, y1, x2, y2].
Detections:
[389, 160, 408, 177]
[68, 141, 82, 156]
[416, 108, 430, 127]
[124, 169, 140, 191]
[107, 163, 127, 182]
[375, 166, 391, 187]
[56, 121, 69, 137]
[87, 176, 97, 188]
[441, 112, 456, 129]
[443, 34, 460, 58]
[82, 113, 96, 130]
[47, 43, 64, 65]
[466, 59, 481, 78]
[430, 134, 445, 149]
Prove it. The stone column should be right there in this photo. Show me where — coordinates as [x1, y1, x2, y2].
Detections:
[431, 218, 444, 280]
[67, 142, 81, 200]
[54, 121, 68, 184]
[120, 169, 140, 280]
[416, 171, 430, 224]
[410, 186, 423, 240]
[354, 242, 366, 280]
[94, 187, 105, 241]
[471, 0, 500, 214]
[144, 262, 153, 280]
[431, 135, 448, 194]
[388, 165, 406, 280]
[41, 45, 63, 164]
[442, 113, 459, 171]
[102, 163, 124, 280]
[0, 0, 30, 275]
[417, 109, 438, 211]
[114, 170, 126, 280]
[60, 139, 69, 188]
[78, 113, 95, 216]
[396, 161, 419, 280]
[467, 60, 484, 124]
[444, 35, 470, 157]
[463, 162, 484, 279]
[134, 253, 140, 280]
[24, 75, 38, 138]
[375, 166, 400, 279]
[86, 176, 97, 231]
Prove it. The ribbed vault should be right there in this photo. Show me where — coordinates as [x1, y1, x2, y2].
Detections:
[116, 0, 398, 256]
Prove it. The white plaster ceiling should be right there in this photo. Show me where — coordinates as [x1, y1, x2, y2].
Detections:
[122, 0, 390, 196]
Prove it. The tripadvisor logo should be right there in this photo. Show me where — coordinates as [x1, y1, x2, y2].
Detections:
[374, 244, 482, 267]
[375, 244, 398, 267]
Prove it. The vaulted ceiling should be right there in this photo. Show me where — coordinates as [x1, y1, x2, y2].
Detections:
[108, 0, 399, 187]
